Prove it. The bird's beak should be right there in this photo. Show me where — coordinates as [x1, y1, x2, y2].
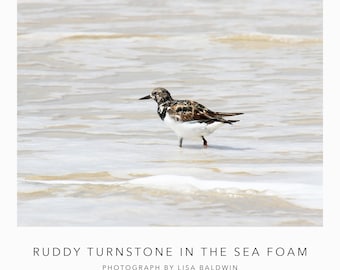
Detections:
[139, 94, 152, 100]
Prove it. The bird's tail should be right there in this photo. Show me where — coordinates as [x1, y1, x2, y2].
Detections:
[216, 112, 243, 124]
[222, 119, 240, 125]
[216, 112, 244, 117]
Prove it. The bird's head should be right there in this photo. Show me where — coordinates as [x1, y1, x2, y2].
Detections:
[139, 87, 173, 104]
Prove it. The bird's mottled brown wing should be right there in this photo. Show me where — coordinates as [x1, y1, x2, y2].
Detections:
[167, 100, 224, 123]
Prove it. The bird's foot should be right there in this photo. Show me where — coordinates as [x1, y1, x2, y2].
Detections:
[202, 136, 208, 148]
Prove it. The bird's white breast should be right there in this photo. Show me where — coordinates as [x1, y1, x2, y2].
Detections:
[163, 113, 224, 138]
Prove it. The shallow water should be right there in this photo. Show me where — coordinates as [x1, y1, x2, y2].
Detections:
[17, 0, 322, 226]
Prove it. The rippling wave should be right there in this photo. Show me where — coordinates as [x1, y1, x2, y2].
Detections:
[18, 31, 322, 45]
[19, 173, 321, 210]
[215, 33, 322, 44]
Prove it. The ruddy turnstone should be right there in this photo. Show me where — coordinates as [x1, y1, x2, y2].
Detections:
[139, 87, 243, 147]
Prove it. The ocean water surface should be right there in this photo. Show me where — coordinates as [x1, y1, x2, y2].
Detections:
[17, 0, 322, 226]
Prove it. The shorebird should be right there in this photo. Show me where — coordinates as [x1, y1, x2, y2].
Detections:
[139, 87, 243, 147]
